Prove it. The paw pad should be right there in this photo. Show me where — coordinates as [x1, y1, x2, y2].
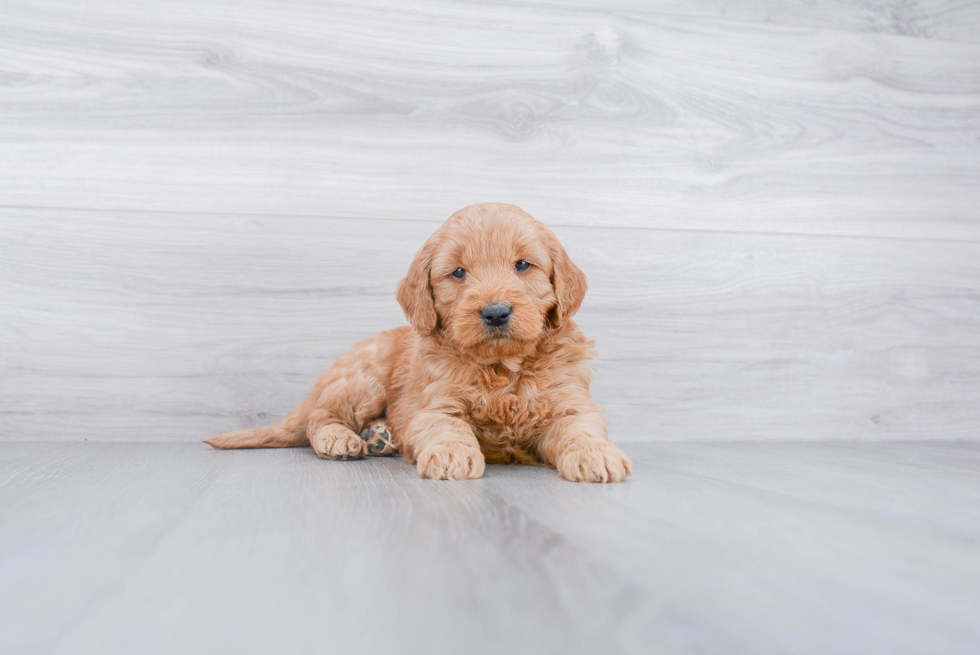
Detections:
[360, 420, 398, 457]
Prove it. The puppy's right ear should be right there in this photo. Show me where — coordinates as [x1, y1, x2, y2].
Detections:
[544, 226, 588, 330]
[396, 236, 439, 335]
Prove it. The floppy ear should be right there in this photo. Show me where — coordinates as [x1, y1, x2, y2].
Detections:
[545, 228, 588, 329]
[396, 236, 439, 335]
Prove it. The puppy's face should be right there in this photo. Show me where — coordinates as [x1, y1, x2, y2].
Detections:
[397, 203, 587, 358]
[430, 214, 554, 352]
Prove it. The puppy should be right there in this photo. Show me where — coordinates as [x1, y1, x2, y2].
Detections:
[206, 203, 632, 483]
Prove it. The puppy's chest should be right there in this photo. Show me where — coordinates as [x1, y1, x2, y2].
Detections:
[462, 372, 555, 464]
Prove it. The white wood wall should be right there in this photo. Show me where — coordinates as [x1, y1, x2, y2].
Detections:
[2, 0, 979, 442]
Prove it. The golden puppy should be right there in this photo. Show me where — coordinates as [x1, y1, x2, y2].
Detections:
[206, 203, 632, 483]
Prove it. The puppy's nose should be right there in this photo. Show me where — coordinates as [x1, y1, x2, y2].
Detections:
[481, 302, 512, 327]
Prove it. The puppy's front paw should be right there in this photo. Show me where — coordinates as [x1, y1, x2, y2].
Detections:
[417, 442, 485, 480]
[311, 424, 367, 460]
[557, 441, 632, 483]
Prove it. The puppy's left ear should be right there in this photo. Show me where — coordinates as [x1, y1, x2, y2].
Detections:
[396, 235, 439, 335]
[544, 227, 588, 329]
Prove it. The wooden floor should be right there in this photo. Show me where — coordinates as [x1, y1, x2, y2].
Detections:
[1, 441, 978, 655]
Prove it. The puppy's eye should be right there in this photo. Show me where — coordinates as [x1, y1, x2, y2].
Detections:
[514, 260, 531, 272]
[451, 267, 466, 279]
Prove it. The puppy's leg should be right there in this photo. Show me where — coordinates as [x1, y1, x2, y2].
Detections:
[404, 412, 485, 480]
[293, 331, 395, 460]
[305, 356, 390, 460]
[206, 331, 397, 455]
[536, 411, 632, 483]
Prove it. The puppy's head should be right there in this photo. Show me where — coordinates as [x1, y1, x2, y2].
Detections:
[397, 203, 587, 357]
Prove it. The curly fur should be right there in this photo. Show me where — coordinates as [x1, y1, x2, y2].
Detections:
[206, 203, 632, 483]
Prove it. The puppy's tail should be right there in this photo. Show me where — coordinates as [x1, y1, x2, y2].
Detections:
[204, 403, 309, 450]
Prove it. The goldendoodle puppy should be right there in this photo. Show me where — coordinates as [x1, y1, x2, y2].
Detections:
[206, 203, 632, 483]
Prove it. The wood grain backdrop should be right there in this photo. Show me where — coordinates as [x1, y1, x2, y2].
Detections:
[1, 0, 978, 442]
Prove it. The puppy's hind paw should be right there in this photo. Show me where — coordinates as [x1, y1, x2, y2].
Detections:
[360, 419, 398, 457]
[311, 424, 367, 460]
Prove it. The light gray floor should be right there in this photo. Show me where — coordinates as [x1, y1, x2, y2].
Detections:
[1, 441, 978, 655]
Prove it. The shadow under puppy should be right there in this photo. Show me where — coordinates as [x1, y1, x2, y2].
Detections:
[206, 203, 632, 483]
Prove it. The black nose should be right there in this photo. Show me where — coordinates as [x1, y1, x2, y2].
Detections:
[481, 303, 512, 327]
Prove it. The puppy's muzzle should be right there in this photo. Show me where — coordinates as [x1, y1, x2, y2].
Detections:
[481, 302, 512, 328]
